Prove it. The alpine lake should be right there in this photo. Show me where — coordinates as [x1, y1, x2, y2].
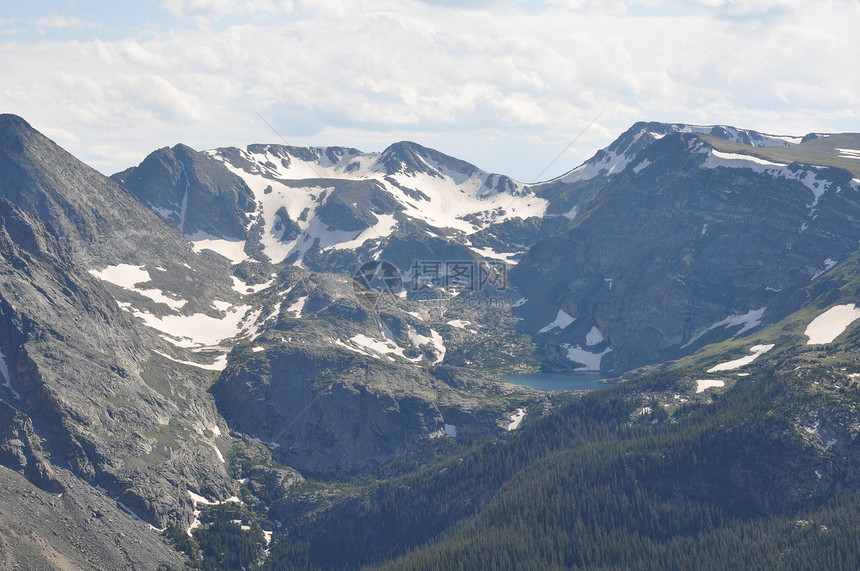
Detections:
[502, 371, 615, 392]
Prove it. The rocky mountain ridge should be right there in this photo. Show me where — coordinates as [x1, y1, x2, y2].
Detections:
[514, 124, 860, 371]
[111, 119, 860, 377]
[113, 139, 544, 270]
[3, 112, 860, 568]
[0, 114, 542, 564]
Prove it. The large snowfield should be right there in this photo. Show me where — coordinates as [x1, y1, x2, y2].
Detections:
[805, 304, 860, 345]
[211, 144, 548, 265]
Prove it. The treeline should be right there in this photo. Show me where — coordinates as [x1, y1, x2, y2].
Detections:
[262, 368, 860, 569]
[171, 367, 860, 569]
[381, 494, 860, 570]
[164, 505, 268, 570]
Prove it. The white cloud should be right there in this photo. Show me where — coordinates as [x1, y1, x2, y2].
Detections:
[1, 0, 859, 180]
[35, 16, 98, 30]
[161, 0, 291, 20]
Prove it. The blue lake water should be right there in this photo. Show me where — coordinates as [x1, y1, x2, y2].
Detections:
[502, 371, 614, 392]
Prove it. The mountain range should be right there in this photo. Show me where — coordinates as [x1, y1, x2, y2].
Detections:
[2, 112, 860, 568]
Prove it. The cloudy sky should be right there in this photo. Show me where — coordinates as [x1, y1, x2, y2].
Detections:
[2, 0, 859, 181]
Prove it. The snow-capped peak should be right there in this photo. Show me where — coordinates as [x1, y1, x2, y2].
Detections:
[205, 141, 545, 265]
[551, 121, 804, 185]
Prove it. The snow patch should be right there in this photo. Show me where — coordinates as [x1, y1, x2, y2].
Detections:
[407, 325, 446, 362]
[383, 170, 546, 234]
[132, 305, 255, 348]
[557, 147, 635, 183]
[805, 304, 860, 345]
[380, 319, 397, 343]
[188, 233, 248, 264]
[188, 489, 240, 507]
[632, 159, 651, 174]
[341, 334, 400, 362]
[811, 258, 838, 281]
[683, 308, 765, 348]
[150, 203, 176, 219]
[539, 310, 576, 333]
[469, 246, 521, 264]
[0, 348, 19, 400]
[564, 344, 612, 371]
[90, 264, 188, 310]
[836, 148, 860, 160]
[506, 408, 526, 431]
[153, 350, 228, 371]
[287, 295, 308, 317]
[326, 214, 397, 251]
[117, 501, 163, 532]
[135, 289, 187, 310]
[89, 264, 149, 288]
[695, 379, 725, 393]
[703, 150, 836, 207]
[211, 443, 225, 463]
[705, 150, 785, 169]
[585, 326, 604, 346]
[707, 344, 774, 372]
[231, 275, 276, 295]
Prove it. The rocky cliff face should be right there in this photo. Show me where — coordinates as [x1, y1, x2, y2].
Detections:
[0, 464, 185, 570]
[0, 123, 238, 531]
[213, 343, 443, 476]
[0, 400, 63, 494]
[112, 143, 257, 240]
[0, 115, 193, 267]
[514, 129, 860, 371]
[211, 268, 542, 477]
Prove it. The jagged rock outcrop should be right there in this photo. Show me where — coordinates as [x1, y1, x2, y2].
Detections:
[112, 143, 256, 239]
[0, 400, 63, 494]
[0, 114, 195, 267]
